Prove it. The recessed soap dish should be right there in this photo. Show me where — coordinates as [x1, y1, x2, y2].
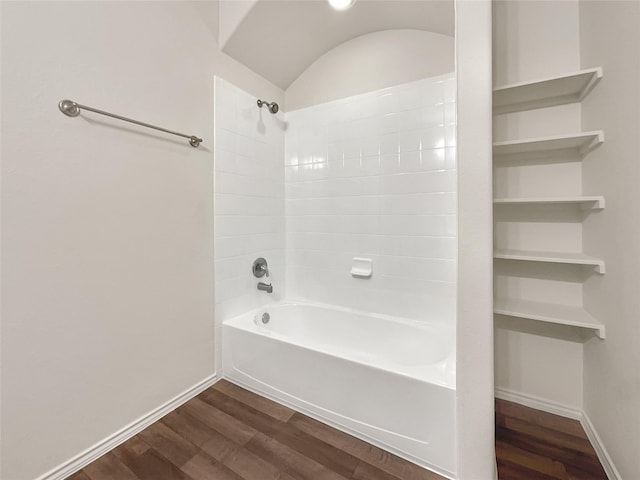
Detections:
[351, 257, 373, 278]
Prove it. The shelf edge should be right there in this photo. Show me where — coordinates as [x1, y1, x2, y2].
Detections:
[577, 67, 604, 102]
[493, 131, 605, 158]
[579, 131, 605, 156]
[493, 196, 605, 210]
[494, 305, 606, 339]
[492, 67, 603, 114]
[493, 250, 606, 274]
[493, 67, 603, 93]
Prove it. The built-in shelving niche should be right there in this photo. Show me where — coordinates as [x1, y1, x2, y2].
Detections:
[492, 67, 605, 338]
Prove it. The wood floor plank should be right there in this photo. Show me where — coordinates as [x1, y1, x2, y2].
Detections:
[201, 387, 360, 477]
[118, 449, 194, 480]
[112, 435, 150, 465]
[497, 458, 561, 480]
[497, 426, 605, 474]
[565, 463, 608, 480]
[496, 440, 568, 479]
[75, 383, 608, 480]
[218, 442, 286, 480]
[271, 422, 360, 478]
[178, 396, 257, 445]
[180, 452, 244, 480]
[212, 380, 296, 421]
[137, 421, 199, 468]
[246, 432, 349, 480]
[199, 388, 282, 437]
[496, 400, 587, 439]
[498, 414, 595, 455]
[83, 452, 140, 480]
[287, 413, 443, 480]
[161, 409, 221, 448]
[199, 429, 241, 462]
[496, 400, 606, 479]
[66, 471, 93, 480]
[173, 408, 284, 480]
[276, 472, 300, 480]
[350, 460, 405, 480]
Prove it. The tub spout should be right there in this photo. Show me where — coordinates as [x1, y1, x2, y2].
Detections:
[257, 282, 273, 293]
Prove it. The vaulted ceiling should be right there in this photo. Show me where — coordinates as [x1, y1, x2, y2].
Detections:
[219, 0, 455, 90]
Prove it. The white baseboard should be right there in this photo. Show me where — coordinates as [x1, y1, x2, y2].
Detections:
[580, 411, 622, 480]
[35, 374, 219, 480]
[494, 387, 582, 420]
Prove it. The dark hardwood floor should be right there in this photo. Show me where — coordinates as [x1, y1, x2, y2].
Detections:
[495, 399, 607, 479]
[69, 380, 445, 480]
[69, 380, 606, 480]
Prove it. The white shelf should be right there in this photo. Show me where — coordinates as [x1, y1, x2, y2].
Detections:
[494, 298, 605, 339]
[493, 196, 605, 210]
[494, 131, 604, 157]
[494, 249, 605, 274]
[493, 67, 603, 114]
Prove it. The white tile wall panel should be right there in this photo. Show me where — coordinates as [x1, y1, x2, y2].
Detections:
[214, 74, 456, 331]
[378, 170, 456, 195]
[286, 266, 455, 323]
[284, 74, 457, 324]
[379, 192, 456, 215]
[213, 77, 286, 332]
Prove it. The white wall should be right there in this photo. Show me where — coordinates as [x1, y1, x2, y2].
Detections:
[213, 77, 286, 370]
[493, 0, 580, 86]
[286, 30, 454, 111]
[492, 0, 586, 410]
[0, 2, 282, 479]
[580, 1, 640, 477]
[284, 75, 457, 323]
[455, 1, 495, 477]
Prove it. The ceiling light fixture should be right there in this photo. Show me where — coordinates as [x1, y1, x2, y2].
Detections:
[328, 0, 355, 11]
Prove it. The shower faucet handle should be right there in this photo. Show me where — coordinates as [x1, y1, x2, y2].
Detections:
[252, 257, 269, 278]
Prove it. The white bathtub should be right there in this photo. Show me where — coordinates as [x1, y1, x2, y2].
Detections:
[222, 301, 456, 478]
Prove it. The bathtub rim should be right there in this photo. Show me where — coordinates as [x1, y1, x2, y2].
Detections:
[223, 299, 456, 389]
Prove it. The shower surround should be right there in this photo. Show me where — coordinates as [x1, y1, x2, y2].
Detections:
[285, 75, 457, 321]
[213, 77, 287, 368]
[214, 74, 457, 476]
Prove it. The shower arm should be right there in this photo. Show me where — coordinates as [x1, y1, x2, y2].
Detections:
[257, 99, 279, 114]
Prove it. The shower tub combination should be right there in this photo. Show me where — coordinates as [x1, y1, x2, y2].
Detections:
[222, 301, 456, 478]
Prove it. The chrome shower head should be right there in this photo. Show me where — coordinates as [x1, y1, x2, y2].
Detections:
[257, 99, 279, 114]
